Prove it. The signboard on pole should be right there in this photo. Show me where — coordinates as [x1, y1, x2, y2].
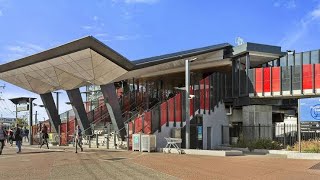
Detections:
[299, 97, 320, 122]
[17, 104, 29, 112]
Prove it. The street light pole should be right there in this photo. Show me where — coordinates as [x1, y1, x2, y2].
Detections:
[185, 59, 190, 149]
[185, 57, 197, 149]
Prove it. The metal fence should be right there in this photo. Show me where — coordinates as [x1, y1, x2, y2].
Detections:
[223, 123, 320, 147]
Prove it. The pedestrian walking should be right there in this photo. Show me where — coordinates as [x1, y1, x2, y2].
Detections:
[75, 125, 83, 153]
[40, 124, 49, 149]
[7, 128, 13, 146]
[23, 127, 29, 143]
[14, 125, 23, 153]
[0, 123, 7, 155]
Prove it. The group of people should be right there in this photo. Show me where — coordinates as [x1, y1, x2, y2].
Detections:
[0, 123, 84, 155]
[0, 124, 24, 155]
[0, 123, 51, 155]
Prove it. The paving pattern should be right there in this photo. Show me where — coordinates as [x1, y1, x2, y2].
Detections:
[0, 145, 320, 180]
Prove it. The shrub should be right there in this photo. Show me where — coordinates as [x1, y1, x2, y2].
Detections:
[233, 138, 283, 150]
[291, 139, 320, 153]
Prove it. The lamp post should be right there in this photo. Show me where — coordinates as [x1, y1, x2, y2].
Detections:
[185, 57, 197, 149]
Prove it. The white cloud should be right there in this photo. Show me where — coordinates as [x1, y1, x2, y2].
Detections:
[279, 3, 320, 49]
[0, 42, 44, 63]
[81, 25, 94, 30]
[93, 16, 99, 21]
[273, 0, 296, 9]
[124, 0, 159, 4]
[0, 10, 3, 16]
[112, 0, 159, 5]
[95, 33, 108, 37]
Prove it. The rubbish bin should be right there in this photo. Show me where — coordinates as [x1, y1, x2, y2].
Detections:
[132, 133, 142, 151]
[141, 134, 156, 152]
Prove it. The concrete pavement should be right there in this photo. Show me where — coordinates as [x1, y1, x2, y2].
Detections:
[0, 145, 320, 180]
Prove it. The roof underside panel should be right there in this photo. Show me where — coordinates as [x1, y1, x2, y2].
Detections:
[0, 48, 127, 94]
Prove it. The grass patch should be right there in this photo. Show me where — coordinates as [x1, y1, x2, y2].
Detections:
[287, 139, 320, 153]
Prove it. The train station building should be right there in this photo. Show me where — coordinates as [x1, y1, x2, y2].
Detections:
[0, 36, 319, 149]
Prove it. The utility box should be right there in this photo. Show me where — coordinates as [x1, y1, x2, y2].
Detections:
[132, 133, 142, 151]
[141, 134, 156, 152]
[171, 128, 181, 138]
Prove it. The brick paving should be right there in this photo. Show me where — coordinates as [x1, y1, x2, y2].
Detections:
[0, 145, 320, 180]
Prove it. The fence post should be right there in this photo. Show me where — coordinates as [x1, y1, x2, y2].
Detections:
[126, 123, 130, 151]
[283, 123, 286, 147]
[114, 131, 117, 149]
[258, 124, 261, 139]
[96, 133, 99, 148]
[221, 125, 224, 145]
[107, 124, 110, 149]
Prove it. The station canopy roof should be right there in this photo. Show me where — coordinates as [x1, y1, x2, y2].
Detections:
[0, 36, 281, 94]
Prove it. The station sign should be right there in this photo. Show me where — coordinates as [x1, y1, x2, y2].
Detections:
[299, 97, 320, 122]
[17, 104, 29, 112]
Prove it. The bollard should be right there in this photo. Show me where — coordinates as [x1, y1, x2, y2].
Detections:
[89, 136, 91, 148]
[126, 123, 129, 151]
[96, 133, 99, 148]
[114, 132, 117, 149]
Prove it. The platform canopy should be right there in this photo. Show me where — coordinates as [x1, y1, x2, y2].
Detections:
[0, 36, 232, 94]
[0, 37, 133, 94]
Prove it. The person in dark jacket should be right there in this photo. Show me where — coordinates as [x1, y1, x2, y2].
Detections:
[76, 125, 83, 153]
[40, 124, 49, 149]
[7, 128, 13, 146]
[0, 123, 7, 155]
[14, 125, 23, 153]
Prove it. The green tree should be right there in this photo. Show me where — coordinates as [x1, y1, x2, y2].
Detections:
[16, 117, 28, 127]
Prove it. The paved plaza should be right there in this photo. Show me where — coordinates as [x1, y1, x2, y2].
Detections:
[0, 146, 320, 180]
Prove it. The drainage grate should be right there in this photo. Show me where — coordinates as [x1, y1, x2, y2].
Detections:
[101, 157, 127, 162]
[310, 162, 320, 170]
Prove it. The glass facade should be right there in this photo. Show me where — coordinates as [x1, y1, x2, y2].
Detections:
[280, 57, 287, 67]
[303, 51, 310, 64]
[311, 50, 319, 64]
[288, 54, 294, 66]
[295, 53, 301, 66]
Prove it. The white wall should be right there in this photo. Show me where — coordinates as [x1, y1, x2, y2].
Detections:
[202, 102, 229, 150]
[154, 102, 229, 150]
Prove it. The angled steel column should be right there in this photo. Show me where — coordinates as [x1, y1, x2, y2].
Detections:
[66, 88, 91, 135]
[40, 93, 61, 133]
[100, 83, 126, 140]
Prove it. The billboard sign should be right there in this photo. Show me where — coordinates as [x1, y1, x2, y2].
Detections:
[299, 97, 320, 122]
[0, 118, 16, 123]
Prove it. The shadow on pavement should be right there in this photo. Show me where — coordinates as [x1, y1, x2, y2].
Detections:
[18, 151, 64, 155]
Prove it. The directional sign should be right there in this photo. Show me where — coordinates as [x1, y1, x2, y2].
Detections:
[299, 97, 320, 122]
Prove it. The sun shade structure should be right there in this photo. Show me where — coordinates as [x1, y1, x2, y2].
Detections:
[0, 36, 233, 94]
[0, 36, 283, 94]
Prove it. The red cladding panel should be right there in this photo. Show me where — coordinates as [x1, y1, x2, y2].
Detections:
[255, 68, 263, 93]
[303, 64, 313, 90]
[263, 67, 271, 92]
[199, 79, 205, 109]
[144, 111, 152, 134]
[160, 102, 167, 126]
[168, 98, 175, 122]
[315, 64, 320, 89]
[205, 77, 210, 110]
[134, 117, 143, 133]
[175, 93, 182, 122]
[272, 67, 281, 92]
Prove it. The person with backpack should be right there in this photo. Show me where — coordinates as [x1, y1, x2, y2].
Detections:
[14, 125, 23, 153]
[0, 123, 7, 155]
[40, 124, 49, 149]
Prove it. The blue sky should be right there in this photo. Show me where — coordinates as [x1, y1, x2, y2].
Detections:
[0, 0, 320, 120]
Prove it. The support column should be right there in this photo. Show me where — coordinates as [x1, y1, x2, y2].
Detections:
[100, 83, 126, 140]
[40, 93, 61, 133]
[66, 88, 91, 135]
